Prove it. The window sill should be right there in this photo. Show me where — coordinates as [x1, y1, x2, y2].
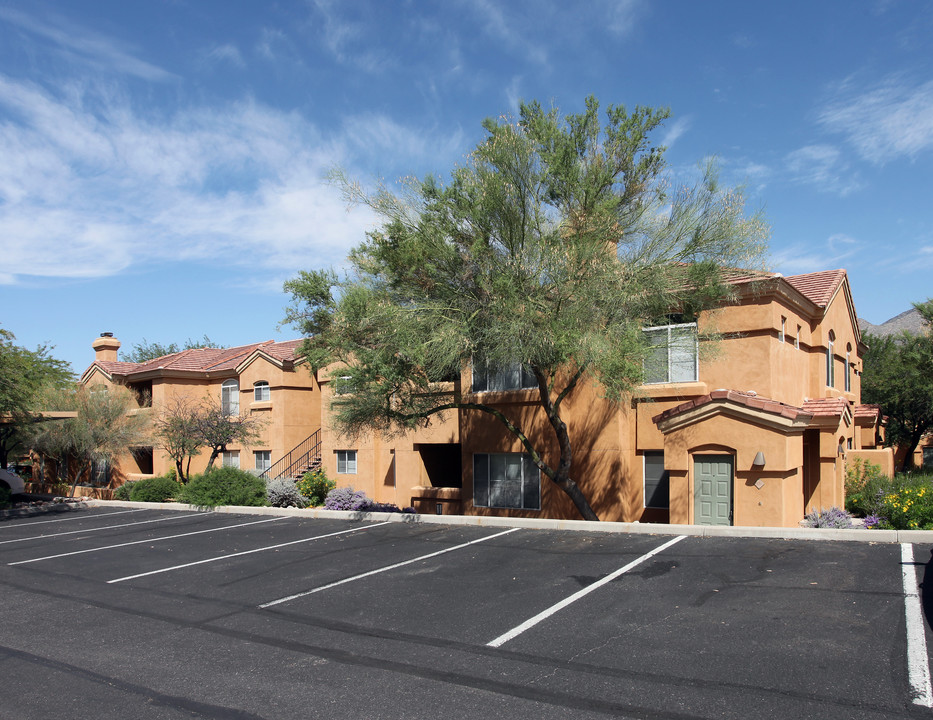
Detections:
[637, 381, 708, 399]
[250, 401, 272, 411]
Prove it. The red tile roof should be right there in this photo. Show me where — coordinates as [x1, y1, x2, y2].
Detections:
[853, 404, 881, 421]
[783, 269, 847, 308]
[800, 397, 850, 417]
[86, 339, 304, 379]
[652, 389, 812, 425]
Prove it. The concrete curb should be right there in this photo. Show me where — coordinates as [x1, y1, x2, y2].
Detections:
[81, 499, 931, 544]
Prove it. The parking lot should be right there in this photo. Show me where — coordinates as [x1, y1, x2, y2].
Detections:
[1, 504, 931, 719]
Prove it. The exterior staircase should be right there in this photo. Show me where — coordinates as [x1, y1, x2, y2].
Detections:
[261, 429, 322, 482]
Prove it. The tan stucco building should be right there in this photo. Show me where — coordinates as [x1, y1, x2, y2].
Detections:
[71, 268, 887, 527]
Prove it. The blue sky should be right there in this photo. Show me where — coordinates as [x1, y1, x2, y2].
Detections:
[1, 1, 932, 374]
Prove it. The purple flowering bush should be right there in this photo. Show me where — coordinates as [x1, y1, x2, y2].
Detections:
[803, 506, 855, 529]
[322, 487, 416, 513]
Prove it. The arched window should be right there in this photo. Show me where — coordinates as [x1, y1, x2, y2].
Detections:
[845, 344, 852, 393]
[254, 380, 270, 402]
[826, 331, 835, 388]
[221, 379, 239, 415]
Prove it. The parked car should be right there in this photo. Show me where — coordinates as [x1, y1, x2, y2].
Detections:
[0, 468, 25, 496]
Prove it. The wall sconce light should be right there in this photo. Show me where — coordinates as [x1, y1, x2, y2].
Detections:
[753, 451, 766, 467]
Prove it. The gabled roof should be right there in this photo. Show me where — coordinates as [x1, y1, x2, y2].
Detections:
[653, 390, 855, 434]
[783, 269, 847, 308]
[81, 339, 305, 382]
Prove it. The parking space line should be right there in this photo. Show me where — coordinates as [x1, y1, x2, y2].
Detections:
[901, 543, 932, 707]
[487, 534, 687, 648]
[259, 527, 521, 609]
[107, 522, 391, 584]
[0, 508, 147, 529]
[0, 512, 208, 545]
[8, 516, 286, 566]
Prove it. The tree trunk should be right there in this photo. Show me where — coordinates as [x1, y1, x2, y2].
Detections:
[553, 471, 599, 521]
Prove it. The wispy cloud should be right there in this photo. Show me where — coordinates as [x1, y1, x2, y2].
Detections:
[818, 76, 933, 164]
[784, 144, 863, 196]
[770, 233, 861, 274]
[462, 0, 548, 66]
[204, 44, 246, 68]
[0, 7, 174, 82]
[661, 116, 691, 149]
[0, 74, 382, 283]
[599, 0, 646, 36]
[310, 0, 389, 72]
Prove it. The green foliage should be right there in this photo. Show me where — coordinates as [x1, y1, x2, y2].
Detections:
[296, 468, 335, 507]
[862, 300, 933, 470]
[27, 385, 151, 496]
[178, 467, 268, 508]
[112, 480, 136, 501]
[878, 484, 933, 530]
[0, 326, 73, 469]
[121, 335, 224, 363]
[0, 486, 11, 509]
[845, 459, 891, 516]
[128, 475, 181, 503]
[285, 96, 769, 521]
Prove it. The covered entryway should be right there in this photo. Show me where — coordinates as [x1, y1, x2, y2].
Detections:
[695, 455, 733, 526]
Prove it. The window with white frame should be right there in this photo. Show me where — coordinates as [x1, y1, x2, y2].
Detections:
[221, 379, 239, 415]
[254, 450, 271, 473]
[643, 452, 670, 509]
[795, 326, 801, 350]
[253, 381, 270, 402]
[471, 360, 536, 393]
[643, 323, 698, 384]
[779, 316, 786, 343]
[473, 453, 541, 510]
[845, 346, 852, 393]
[336, 450, 357, 474]
[826, 331, 835, 388]
[222, 450, 240, 469]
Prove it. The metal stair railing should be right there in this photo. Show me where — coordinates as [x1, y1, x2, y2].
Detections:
[261, 429, 322, 481]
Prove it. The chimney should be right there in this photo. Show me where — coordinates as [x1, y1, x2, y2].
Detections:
[92, 332, 121, 362]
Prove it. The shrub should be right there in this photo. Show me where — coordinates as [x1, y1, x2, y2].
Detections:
[321, 486, 416, 514]
[266, 477, 305, 508]
[0, 486, 11, 509]
[323, 486, 371, 511]
[112, 480, 137, 501]
[877, 485, 933, 530]
[178, 467, 268, 508]
[803, 506, 855, 529]
[129, 475, 181, 503]
[297, 469, 335, 507]
[845, 459, 891, 517]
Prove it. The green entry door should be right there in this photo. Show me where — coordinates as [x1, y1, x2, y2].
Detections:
[695, 455, 733, 525]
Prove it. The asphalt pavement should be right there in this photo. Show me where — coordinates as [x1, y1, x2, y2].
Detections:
[1, 503, 931, 719]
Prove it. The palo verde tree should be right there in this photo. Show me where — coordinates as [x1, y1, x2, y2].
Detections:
[862, 300, 933, 471]
[153, 395, 204, 482]
[28, 384, 150, 496]
[121, 336, 224, 364]
[0, 327, 73, 469]
[196, 399, 266, 472]
[284, 97, 768, 520]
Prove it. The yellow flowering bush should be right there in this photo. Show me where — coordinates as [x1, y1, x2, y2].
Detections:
[879, 485, 933, 530]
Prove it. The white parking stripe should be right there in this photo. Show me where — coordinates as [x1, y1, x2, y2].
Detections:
[0, 508, 146, 529]
[107, 522, 391, 584]
[901, 543, 932, 707]
[487, 534, 687, 648]
[259, 527, 521, 609]
[0, 512, 208, 545]
[8, 516, 286, 565]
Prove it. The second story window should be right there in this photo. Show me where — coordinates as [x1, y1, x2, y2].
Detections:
[826, 331, 835, 388]
[254, 380, 270, 401]
[845, 346, 852, 393]
[472, 360, 537, 393]
[643, 323, 698, 384]
[221, 379, 239, 415]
